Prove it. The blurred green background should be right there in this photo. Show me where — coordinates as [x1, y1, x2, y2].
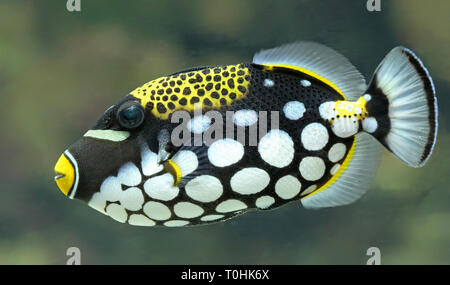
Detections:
[0, 0, 448, 264]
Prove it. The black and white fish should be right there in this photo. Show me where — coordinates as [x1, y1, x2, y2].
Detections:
[54, 42, 438, 227]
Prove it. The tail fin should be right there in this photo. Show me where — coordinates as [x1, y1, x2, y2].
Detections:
[363, 47, 438, 168]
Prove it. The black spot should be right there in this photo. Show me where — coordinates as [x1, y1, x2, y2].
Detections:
[215, 83, 221, 90]
[180, 74, 186, 80]
[190, 97, 200, 104]
[202, 69, 211, 75]
[211, 91, 220, 99]
[188, 78, 196, 84]
[203, 98, 213, 106]
[230, 67, 236, 72]
[194, 84, 200, 89]
[162, 96, 168, 101]
[177, 80, 182, 85]
[205, 83, 213, 91]
[214, 68, 221, 74]
[183, 87, 191, 95]
[146, 102, 154, 110]
[227, 79, 235, 88]
[179, 98, 187, 105]
[223, 71, 229, 77]
[244, 75, 250, 81]
[151, 90, 156, 95]
[220, 98, 227, 105]
[237, 70, 245, 76]
[157, 103, 167, 113]
[197, 89, 205, 96]
[206, 75, 212, 81]
[170, 95, 178, 101]
[187, 72, 194, 77]
[150, 95, 155, 100]
[162, 82, 168, 87]
[221, 89, 228, 95]
[214, 75, 221, 82]
[157, 89, 164, 95]
[168, 102, 176, 110]
[169, 81, 175, 87]
[174, 87, 180, 93]
[195, 74, 203, 82]
[231, 73, 236, 78]
[237, 77, 244, 84]
[166, 88, 172, 94]
[238, 85, 247, 93]
[158, 79, 164, 83]
[229, 92, 236, 99]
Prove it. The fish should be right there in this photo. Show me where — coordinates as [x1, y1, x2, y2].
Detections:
[54, 42, 438, 227]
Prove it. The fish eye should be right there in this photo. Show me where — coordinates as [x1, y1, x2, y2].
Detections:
[116, 101, 145, 130]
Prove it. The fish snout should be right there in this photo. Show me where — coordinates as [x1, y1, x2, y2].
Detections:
[54, 150, 79, 198]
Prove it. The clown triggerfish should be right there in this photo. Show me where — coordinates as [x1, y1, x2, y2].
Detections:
[54, 42, 438, 227]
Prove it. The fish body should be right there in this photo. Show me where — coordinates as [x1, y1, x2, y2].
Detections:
[54, 42, 438, 227]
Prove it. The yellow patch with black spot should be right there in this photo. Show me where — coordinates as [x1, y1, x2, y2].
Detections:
[130, 64, 251, 120]
[333, 97, 369, 120]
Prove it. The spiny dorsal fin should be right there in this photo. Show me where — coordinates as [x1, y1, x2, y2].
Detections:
[253, 42, 367, 100]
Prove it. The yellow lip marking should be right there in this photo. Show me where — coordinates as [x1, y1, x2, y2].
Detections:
[54, 153, 76, 196]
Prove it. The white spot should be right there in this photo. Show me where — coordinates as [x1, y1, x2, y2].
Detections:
[216, 199, 248, 213]
[84, 129, 130, 142]
[208, 138, 244, 167]
[230, 168, 270, 195]
[275, 175, 302, 199]
[100, 176, 122, 202]
[173, 202, 204, 219]
[345, 104, 353, 112]
[88, 193, 106, 214]
[258, 129, 294, 168]
[144, 173, 179, 201]
[164, 220, 190, 227]
[302, 184, 317, 196]
[188, 115, 211, 134]
[233, 109, 258, 126]
[331, 117, 359, 138]
[328, 143, 347, 163]
[106, 204, 127, 223]
[128, 214, 156, 226]
[255, 196, 275, 209]
[185, 175, 223, 203]
[263, 78, 275, 87]
[301, 123, 329, 151]
[143, 201, 171, 221]
[171, 150, 198, 176]
[301, 79, 311, 87]
[120, 187, 144, 211]
[362, 117, 378, 133]
[354, 107, 362, 115]
[299, 157, 326, 181]
[200, 214, 224, 222]
[141, 144, 163, 176]
[330, 164, 341, 175]
[117, 162, 141, 187]
[363, 94, 372, 101]
[283, 101, 306, 120]
[319, 101, 337, 120]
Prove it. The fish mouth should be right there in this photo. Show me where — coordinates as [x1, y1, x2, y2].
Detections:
[54, 150, 79, 199]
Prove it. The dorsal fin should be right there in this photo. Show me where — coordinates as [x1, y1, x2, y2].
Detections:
[253, 42, 367, 100]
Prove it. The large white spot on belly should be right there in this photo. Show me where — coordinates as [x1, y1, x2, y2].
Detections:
[117, 162, 141, 186]
[144, 173, 179, 201]
[258, 129, 294, 168]
[332, 117, 358, 138]
[106, 203, 127, 223]
[141, 145, 163, 176]
[100, 176, 122, 202]
[255, 196, 275, 209]
[233, 109, 258, 126]
[88, 192, 107, 214]
[164, 220, 190, 227]
[216, 199, 248, 213]
[283, 101, 306, 120]
[230, 168, 270, 195]
[185, 175, 223, 202]
[301, 123, 329, 151]
[128, 214, 156, 226]
[208, 138, 244, 167]
[328, 143, 347, 163]
[275, 175, 302, 199]
[120, 187, 144, 211]
[188, 115, 212, 134]
[171, 150, 199, 176]
[173, 202, 204, 219]
[319, 101, 337, 120]
[200, 214, 225, 222]
[299, 157, 326, 181]
[143, 201, 171, 221]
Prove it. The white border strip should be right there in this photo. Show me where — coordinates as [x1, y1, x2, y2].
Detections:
[64, 150, 79, 200]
